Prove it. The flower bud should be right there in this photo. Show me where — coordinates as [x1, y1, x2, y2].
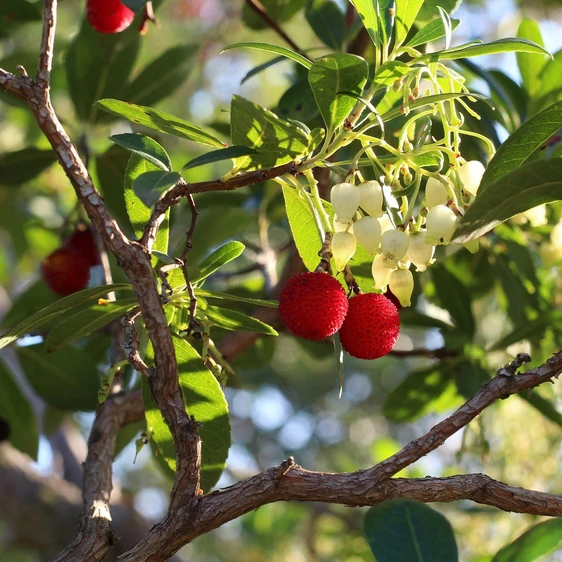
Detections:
[358, 180, 384, 218]
[425, 205, 457, 245]
[371, 254, 390, 291]
[381, 229, 409, 268]
[331, 231, 357, 271]
[388, 268, 414, 307]
[424, 177, 448, 208]
[331, 183, 360, 222]
[406, 232, 435, 272]
[458, 160, 485, 196]
[353, 216, 382, 254]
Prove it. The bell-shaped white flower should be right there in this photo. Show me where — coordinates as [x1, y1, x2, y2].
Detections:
[425, 205, 457, 245]
[458, 160, 485, 196]
[353, 216, 382, 254]
[331, 231, 357, 271]
[406, 232, 435, 272]
[371, 254, 390, 291]
[381, 229, 409, 268]
[358, 180, 384, 217]
[424, 177, 448, 208]
[331, 183, 360, 222]
[388, 268, 414, 307]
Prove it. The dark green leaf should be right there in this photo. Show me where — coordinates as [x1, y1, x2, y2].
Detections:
[516, 19, 547, 98]
[18, 344, 100, 411]
[309, 53, 369, 132]
[241, 56, 286, 84]
[110, 133, 172, 171]
[364, 499, 458, 562]
[230, 95, 309, 169]
[242, 0, 305, 30]
[204, 306, 278, 335]
[0, 284, 133, 351]
[494, 254, 531, 326]
[306, 0, 345, 50]
[406, 17, 460, 48]
[454, 360, 490, 399]
[0, 0, 41, 23]
[536, 49, 562, 103]
[0, 281, 58, 330]
[221, 42, 312, 69]
[114, 420, 145, 459]
[193, 241, 245, 283]
[195, 289, 278, 308]
[416, 0, 458, 22]
[277, 80, 320, 122]
[0, 361, 38, 459]
[132, 170, 182, 208]
[0, 148, 57, 186]
[182, 146, 257, 171]
[399, 309, 454, 331]
[122, 0, 148, 10]
[142, 337, 230, 492]
[95, 99, 225, 148]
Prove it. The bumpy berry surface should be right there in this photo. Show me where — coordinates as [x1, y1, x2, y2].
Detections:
[67, 226, 100, 267]
[279, 272, 348, 341]
[339, 293, 400, 360]
[42, 247, 91, 296]
[87, 0, 135, 34]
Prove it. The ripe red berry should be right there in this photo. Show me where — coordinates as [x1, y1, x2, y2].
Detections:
[87, 0, 135, 34]
[42, 247, 91, 296]
[339, 293, 400, 360]
[67, 225, 100, 267]
[279, 272, 348, 341]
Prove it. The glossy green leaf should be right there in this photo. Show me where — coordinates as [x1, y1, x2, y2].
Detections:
[405, 16, 460, 48]
[516, 19, 547, 98]
[416, 0, 458, 22]
[348, 0, 380, 48]
[193, 241, 245, 283]
[416, 38, 551, 62]
[204, 306, 278, 335]
[0, 284, 133, 351]
[453, 160, 562, 242]
[309, 53, 369, 132]
[142, 337, 230, 492]
[376, 0, 396, 49]
[230, 95, 309, 169]
[95, 99, 225, 148]
[364, 499, 458, 562]
[395, 0, 424, 47]
[0, 148, 57, 186]
[132, 170, 182, 208]
[241, 56, 286, 85]
[110, 133, 172, 171]
[0, 361, 39, 459]
[221, 42, 312, 70]
[182, 146, 258, 171]
[66, 20, 140, 122]
[17, 344, 100, 411]
[195, 289, 278, 308]
[383, 365, 461, 422]
[536, 49, 562, 103]
[45, 299, 138, 352]
[305, 0, 346, 50]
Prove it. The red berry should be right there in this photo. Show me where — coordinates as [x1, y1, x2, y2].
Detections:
[87, 0, 135, 34]
[42, 247, 91, 296]
[279, 272, 348, 341]
[339, 293, 400, 360]
[67, 225, 100, 267]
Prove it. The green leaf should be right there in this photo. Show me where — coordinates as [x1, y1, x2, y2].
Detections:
[221, 42, 312, 70]
[309, 53, 369, 132]
[516, 19, 547, 98]
[522, 392, 562, 430]
[415, 0, 458, 22]
[405, 16, 460, 48]
[454, 360, 490, 399]
[195, 289, 278, 308]
[492, 519, 562, 562]
[416, 38, 551, 62]
[182, 146, 258, 171]
[0, 360, 39, 459]
[17, 344, 100, 411]
[348, 0, 380, 48]
[193, 241, 245, 283]
[364, 499, 458, 562]
[132, 171, 182, 208]
[431, 266, 474, 339]
[0, 281, 59, 330]
[110, 133, 172, 171]
[204, 306, 278, 335]
[305, 0, 346, 50]
[242, 0, 305, 30]
[0, 148, 57, 186]
[453, 160, 562, 243]
[44, 299, 138, 352]
[142, 337, 231, 492]
[0, 284, 133, 351]
[0, 0, 41, 23]
[277, 80, 320, 123]
[536, 49, 562, 104]
[121, 45, 198, 108]
[395, 0, 424, 47]
[95, 99, 225, 148]
[399, 309, 454, 331]
[230, 95, 309, 169]
[65, 20, 140, 123]
[383, 365, 461, 422]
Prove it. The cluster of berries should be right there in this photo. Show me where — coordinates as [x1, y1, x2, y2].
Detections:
[87, 0, 135, 34]
[330, 160, 485, 307]
[279, 272, 400, 360]
[41, 225, 100, 296]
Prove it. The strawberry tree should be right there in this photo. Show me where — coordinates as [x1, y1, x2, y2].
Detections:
[2, 0, 562, 561]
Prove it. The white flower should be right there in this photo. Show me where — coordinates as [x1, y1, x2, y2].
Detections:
[331, 183, 360, 222]
[458, 160, 485, 196]
[424, 177, 448, 208]
[331, 231, 357, 271]
[358, 180, 384, 217]
[406, 232, 435, 272]
[371, 254, 390, 291]
[388, 268, 414, 307]
[353, 216, 382, 254]
[381, 229, 409, 268]
[425, 205, 457, 245]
